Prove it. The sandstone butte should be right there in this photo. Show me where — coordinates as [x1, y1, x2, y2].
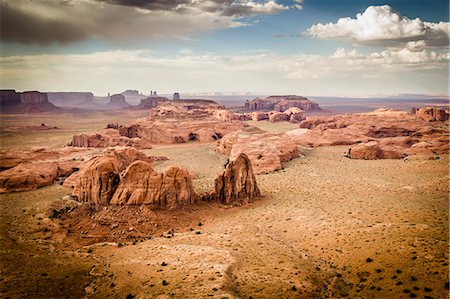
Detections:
[68, 148, 260, 209]
[296, 108, 449, 160]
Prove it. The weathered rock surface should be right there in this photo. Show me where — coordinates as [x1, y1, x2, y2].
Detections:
[69, 148, 154, 204]
[148, 99, 224, 119]
[348, 141, 406, 160]
[218, 131, 300, 174]
[137, 96, 169, 109]
[110, 161, 197, 209]
[211, 153, 260, 204]
[70, 129, 152, 149]
[0, 161, 80, 193]
[252, 111, 269, 121]
[268, 111, 290, 122]
[245, 95, 320, 112]
[416, 107, 449, 122]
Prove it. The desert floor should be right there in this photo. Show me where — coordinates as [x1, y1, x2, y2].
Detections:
[0, 112, 448, 298]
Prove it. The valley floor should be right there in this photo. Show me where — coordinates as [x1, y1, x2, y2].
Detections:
[1, 143, 448, 298]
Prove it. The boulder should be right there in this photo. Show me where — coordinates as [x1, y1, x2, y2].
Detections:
[110, 161, 197, 209]
[211, 153, 260, 204]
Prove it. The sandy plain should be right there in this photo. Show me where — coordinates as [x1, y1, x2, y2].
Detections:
[0, 111, 448, 298]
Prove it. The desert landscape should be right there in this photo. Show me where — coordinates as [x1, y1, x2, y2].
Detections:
[1, 1, 449, 298]
[0, 90, 448, 299]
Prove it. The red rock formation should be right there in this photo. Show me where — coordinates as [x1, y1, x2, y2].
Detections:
[137, 97, 168, 109]
[213, 110, 251, 122]
[295, 109, 449, 159]
[217, 132, 300, 174]
[70, 129, 152, 149]
[245, 95, 320, 112]
[119, 118, 246, 144]
[252, 111, 269, 121]
[268, 111, 290, 122]
[110, 161, 197, 209]
[416, 107, 449, 122]
[348, 141, 406, 160]
[211, 153, 260, 204]
[0, 161, 79, 193]
[69, 148, 153, 204]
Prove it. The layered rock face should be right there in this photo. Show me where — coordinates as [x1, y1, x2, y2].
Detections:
[1, 90, 59, 113]
[217, 131, 300, 174]
[148, 99, 225, 118]
[296, 109, 449, 159]
[245, 95, 320, 112]
[211, 153, 260, 204]
[137, 97, 169, 109]
[415, 107, 449, 122]
[70, 129, 152, 149]
[110, 162, 197, 209]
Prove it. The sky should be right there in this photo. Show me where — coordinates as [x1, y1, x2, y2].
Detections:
[0, 0, 449, 97]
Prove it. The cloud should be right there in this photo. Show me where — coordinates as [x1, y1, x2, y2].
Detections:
[1, 46, 448, 95]
[0, 0, 295, 45]
[306, 5, 450, 48]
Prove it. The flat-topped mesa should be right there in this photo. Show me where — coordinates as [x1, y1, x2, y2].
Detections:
[211, 153, 260, 204]
[245, 95, 320, 112]
[0, 89, 59, 113]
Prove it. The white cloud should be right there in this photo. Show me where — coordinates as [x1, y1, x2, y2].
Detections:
[306, 5, 450, 48]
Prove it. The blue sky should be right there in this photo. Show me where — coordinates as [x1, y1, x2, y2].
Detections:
[0, 0, 448, 96]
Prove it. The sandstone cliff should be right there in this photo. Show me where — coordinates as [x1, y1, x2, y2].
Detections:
[1, 90, 59, 113]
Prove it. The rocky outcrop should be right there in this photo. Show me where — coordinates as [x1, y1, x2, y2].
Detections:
[147, 99, 225, 118]
[68, 148, 260, 208]
[70, 129, 152, 149]
[268, 111, 289, 122]
[416, 107, 449, 122]
[348, 141, 406, 160]
[1, 90, 59, 113]
[217, 132, 300, 174]
[0, 161, 79, 193]
[211, 153, 260, 204]
[252, 111, 269, 121]
[173, 93, 180, 100]
[137, 96, 169, 109]
[119, 118, 246, 144]
[213, 110, 251, 122]
[295, 109, 449, 159]
[245, 95, 320, 112]
[110, 162, 197, 209]
[69, 148, 153, 204]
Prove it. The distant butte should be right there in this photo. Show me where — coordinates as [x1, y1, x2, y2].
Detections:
[0, 90, 59, 113]
[245, 95, 321, 112]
